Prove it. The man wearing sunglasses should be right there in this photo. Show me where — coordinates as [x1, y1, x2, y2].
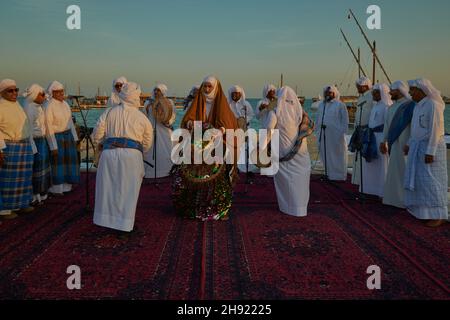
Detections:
[0, 79, 36, 220]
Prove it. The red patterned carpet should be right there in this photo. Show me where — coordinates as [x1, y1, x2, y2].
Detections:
[0, 173, 449, 300]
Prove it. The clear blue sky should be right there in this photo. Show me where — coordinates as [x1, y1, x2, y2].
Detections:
[1, 0, 449, 97]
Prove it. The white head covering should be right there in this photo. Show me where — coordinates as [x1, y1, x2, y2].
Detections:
[373, 83, 393, 106]
[202, 75, 218, 103]
[262, 84, 277, 99]
[0, 79, 17, 93]
[189, 85, 200, 96]
[227, 85, 246, 103]
[22, 84, 45, 103]
[276, 86, 303, 132]
[356, 76, 373, 89]
[390, 80, 411, 100]
[407, 79, 419, 88]
[119, 82, 142, 107]
[323, 85, 341, 101]
[47, 81, 64, 95]
[110, 76, 128, 105]
[153, 83, 168, 97]
[416, 78, 445, 106]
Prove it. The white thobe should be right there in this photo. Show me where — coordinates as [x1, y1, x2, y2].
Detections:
[315, 100, 349, 181]
[93, 104, 153, 232]
[143, 99, 176, 178]
[382, 98, 411, 208]
[351, 91, 374, 185]
[265, 110, 311, 217]
[44, 98, 79, 193]
[230, 100, 258, 173]
[361, 101, 388, 197]
[404, 97, 448, 220]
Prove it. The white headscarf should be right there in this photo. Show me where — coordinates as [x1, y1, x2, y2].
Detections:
[153, 83, 168, 97]
[47, 81, 64, 95]
[202, 75, 218, 103]
[373, 83, 393, 106]
[119, 82, 142, 107]
[276, 86, 303, 132]
[22, 84, 45, 103]
[407, 79, 419, 88]
[0, 79, 17, 93]
[189, 85, 200, 96]
[390, 80, 411, 100]
[416, 78, 445, 106]
[262, 84, 277, 99]
[227, 85, 246, 104]
[323, 85, 341, 101]
[110, 76, 128, 104]
[356, 76, 373, 89]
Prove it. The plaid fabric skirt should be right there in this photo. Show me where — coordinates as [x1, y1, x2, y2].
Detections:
[0, 140, 33, 210]
[32, 137, 51, 194]
[51, 130, 80, 185]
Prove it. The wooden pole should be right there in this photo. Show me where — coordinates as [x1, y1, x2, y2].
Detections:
[372, 41, 376, 85]
[340, 29, 367, 77]
[358, 47, 361, 78]
[349, 9, 391, 84]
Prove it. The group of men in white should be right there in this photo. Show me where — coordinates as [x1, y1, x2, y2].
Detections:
[318, 76, 448, 228]
[0, 74, 447, 234]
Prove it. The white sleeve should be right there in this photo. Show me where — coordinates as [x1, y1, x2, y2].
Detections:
[245, 102, 255, 122]
[426, 102, 444, 156]
[168, 101, 177, 126]
[340, 103, 349, 135]
[142, 117, 154, 153]
[44, 103, 58, 151]
[92, 109, 108, 145]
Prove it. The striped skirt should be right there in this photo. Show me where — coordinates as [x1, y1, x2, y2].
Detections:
[0, 140, 33, 210]
[32, 136, 52, 194]
[51, 130, 80, 185]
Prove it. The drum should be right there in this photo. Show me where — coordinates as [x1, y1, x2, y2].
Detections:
[151, 97, 174, 124]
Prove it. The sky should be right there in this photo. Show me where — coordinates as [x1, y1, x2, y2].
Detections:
[1, 0, 449, 98]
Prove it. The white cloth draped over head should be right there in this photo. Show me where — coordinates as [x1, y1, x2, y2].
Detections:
[202, 75, 218, 103]
[263, 84, 277, 99]
[373, 83, 393, 106]
[47, 81, 64, 95]
[153, 83, 168, 97]
[110, 76, 128, 105]
[408, 79, 419, 88]
[0, 79, 17, 93]
[275, 86, 303, 139]
[416, 78, 445, 107]
[189, 85, 200, 96]
[323, 85, 341, 101]
[22, 84, 45, 102]
[119, 82, 142, 107]
[356, 76, 373, 89]
[390, 80, 411, 100]
[227, 85, 246, 103]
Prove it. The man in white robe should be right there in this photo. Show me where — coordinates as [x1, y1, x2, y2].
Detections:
[404, 79, 448, 227]
[264, 86, 310, 217]
[361, 83, 391, 197]
[93, 82, 153, 233]
[44, 81, 80, 195]
[351, 76, 374, 186]
[380, 81, 414, 208]
[256, 84, 277, 126]
[143, 83, 176, 178]
[22, 84, 52, 205]
[227, 85, 257, 173]
[315, 85, 349, 181]
[107, 77, 127, 108]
